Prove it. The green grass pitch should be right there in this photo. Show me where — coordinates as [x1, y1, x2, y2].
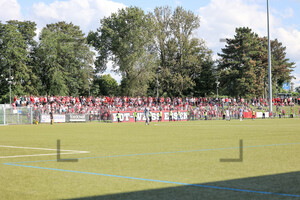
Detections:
[0, 119, 299, 200]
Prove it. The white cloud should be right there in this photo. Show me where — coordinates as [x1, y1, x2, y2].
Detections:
[278, 8, 294, 19]
[276, 27, 300, 60]
[0, 0, 22, 21]
[292, 0, 300, 4]
[292, 73, 300, 88]
[272, 7, 294, 19]
[274, 26, 300, 86]
[293, 73, 300, 89]
[175, 1, 182, 7]
[197, 0, 300, 88]
[29, 0, 126, 33]
[197, 0, 283, 50]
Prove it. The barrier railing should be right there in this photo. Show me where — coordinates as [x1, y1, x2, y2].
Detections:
[1, 105, 298, 125]
[0, 105, 33, 125]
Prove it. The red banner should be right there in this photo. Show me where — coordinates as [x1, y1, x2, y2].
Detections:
[243, 112, 256, 119]
[111, 110, 188, 123]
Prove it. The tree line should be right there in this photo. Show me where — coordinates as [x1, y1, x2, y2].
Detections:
[0, 6, 296, 103]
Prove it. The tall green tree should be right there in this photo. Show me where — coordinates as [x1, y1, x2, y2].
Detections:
[193, 54, 216, 96]
[269, 38, 295, 89]
[92, 74, 119, 96]
[295, 86, 300, 94]
[34, 22, 94, 96]
[88, 7, 156, 96]
[218, 27, 295, 98]
[0, 20, 37, 103]
[218, 27, 267, 98]
[151, 6, 213, 96]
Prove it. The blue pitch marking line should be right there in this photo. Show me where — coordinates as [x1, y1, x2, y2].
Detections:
[3, 162, 300, 198]
[7, 142, 300, 164]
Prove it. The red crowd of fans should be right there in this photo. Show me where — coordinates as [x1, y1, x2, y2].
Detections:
[12, 95, 300, 117]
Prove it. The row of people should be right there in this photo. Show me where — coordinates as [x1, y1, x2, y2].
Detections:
[12, 95, 299, 120]
[13, 95, 300, 108]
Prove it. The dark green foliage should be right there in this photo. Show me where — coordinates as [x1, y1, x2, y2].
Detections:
[218, 27, 263, 98]
[270, 38, 295, 88]
[34, 22, 94, 96]
[0, 21, 38, 103]
[88, 7, 156, 96]
[295, 86, 300, 94]
[194, 59, 216, 97]
[0, 12, 295, 101]
[218, 27, 294, 98]
[92, 74, 119, 96]
[151, 6, 214, 97]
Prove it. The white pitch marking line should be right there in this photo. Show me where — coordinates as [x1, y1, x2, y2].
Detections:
[0, 151, 89, 159]
[0, 145, 89, 159]
[0, 145, 83, 152]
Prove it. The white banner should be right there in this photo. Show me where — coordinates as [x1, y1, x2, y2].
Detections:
[256, 112, 262, 118]
[41, 114, 65, 123]
[69, 114, 86, 122]
[112, 110, 188, 123]
[256, 112, 269, 118]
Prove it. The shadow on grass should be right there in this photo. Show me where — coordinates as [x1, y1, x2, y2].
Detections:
[67, 171, 300, 200]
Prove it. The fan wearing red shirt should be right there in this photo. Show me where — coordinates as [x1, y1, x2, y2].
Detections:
[39, 97, 44, 105]
[30, 96, 35, 104]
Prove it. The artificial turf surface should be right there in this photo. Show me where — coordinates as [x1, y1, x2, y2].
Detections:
[0, 119, 299, 200]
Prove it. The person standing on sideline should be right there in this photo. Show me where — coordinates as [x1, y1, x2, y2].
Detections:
[159, 110, 162, 122]
[177, 110, 181, 121]
[252, 110, 255, 120]
[239, 108, 243, 121]
[226, 109, 230, 121]
[134, 111, 137, 122]
[117, 111, 120, 123]
[144, 106, 150, 125]
[50, 110, 54, 125]
[169, 110, 173, 121]
[149, 111, 152, 122]
[279, 109, 282, 118]
[262, 109, 265, 119]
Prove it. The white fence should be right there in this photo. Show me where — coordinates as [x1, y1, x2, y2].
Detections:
[1, 104, 299, 125]
[0, 105, 33, 125]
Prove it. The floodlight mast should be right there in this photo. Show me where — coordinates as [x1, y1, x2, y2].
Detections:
[216, 78, 220, 120]
[267, 0, 272, 114]
[9, 65, 11, 105]
[88, 70, 90, 97]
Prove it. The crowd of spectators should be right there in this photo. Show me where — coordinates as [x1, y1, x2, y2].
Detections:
[11, 95, 300, 120]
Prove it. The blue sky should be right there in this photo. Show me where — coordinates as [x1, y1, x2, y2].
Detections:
[1, 0, 300, 88]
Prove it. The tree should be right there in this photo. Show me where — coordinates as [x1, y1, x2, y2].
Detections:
[218, 27, 268, 98]
[0, 20, 37, 103]
[34, 22, 94, 96]
[151, 6, 213, 96]
[92, 74, 119, 96]
[218, 27, 295, 98]
[269, 38, 295, 89]
[194, 55, 215, 96]
[88, 7, 156, 96]
[295, 86, 300, 94]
